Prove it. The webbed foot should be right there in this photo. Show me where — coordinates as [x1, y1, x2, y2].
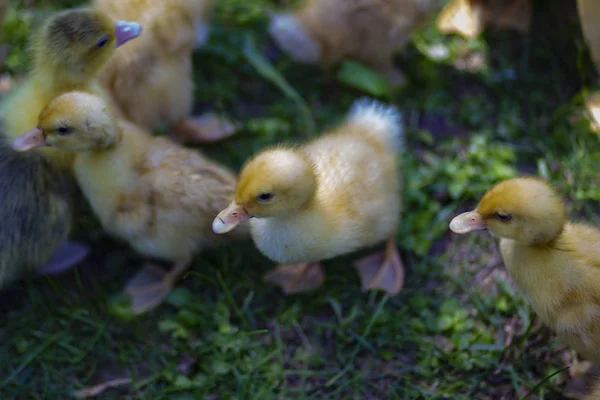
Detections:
[35, 240, 90, 276]
[263, 262, 325, 294]
[354, 238, 404, 296]
[170, 113, 238, 144]
[122, 261, 191, 315]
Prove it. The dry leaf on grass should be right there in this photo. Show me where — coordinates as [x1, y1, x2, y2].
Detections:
[73, 378, 132, 399]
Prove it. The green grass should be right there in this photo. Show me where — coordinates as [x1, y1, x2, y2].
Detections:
[2, 0, 600, 398]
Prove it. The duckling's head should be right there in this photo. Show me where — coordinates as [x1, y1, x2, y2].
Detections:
[32, 8, 142, 82]
[449, 177, 567, 245]
[212, 147, 316, 234]
[12, 91, 120, 153]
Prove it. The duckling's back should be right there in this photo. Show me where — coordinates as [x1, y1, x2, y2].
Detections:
[138, 138, 242, 254]
[0, 136, 74, 287]
[500, 222, 600, 363]
[554, 223, 600, 362]
[304, 99, 404, 252]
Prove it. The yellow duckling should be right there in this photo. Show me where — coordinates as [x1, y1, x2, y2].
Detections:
[450, 177, 600, 364]
[0, 8, 141, 287]
[213, 99, 404, 295]
[12, 91, 246, 315]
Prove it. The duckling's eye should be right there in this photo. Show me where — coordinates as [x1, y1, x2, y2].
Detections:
[257, 193, 274, 202]
[95, 35, 110, 49]
[495, 212, 512, 222]
[57, 127, 72, 135]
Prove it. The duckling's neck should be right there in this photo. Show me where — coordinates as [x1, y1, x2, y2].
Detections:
[32, 72, 87, 94]
[32, 64, 95, 94]
[73, 127, 144, 223]
[520, 223, 566, 248]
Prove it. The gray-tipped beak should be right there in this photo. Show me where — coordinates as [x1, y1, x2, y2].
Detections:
[114, 20, 142, 47]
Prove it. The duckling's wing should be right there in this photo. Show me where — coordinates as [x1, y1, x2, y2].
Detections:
[141, 142, 236, 215]
[565, 223, 600, 269]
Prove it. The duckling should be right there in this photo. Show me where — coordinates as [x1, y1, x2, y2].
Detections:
[268, 0, 440, 85]
[212, 99, 405, 295]
[0, 8, 141, 287]
[450, 177, 600, 364]
[95, 0, 235, 143]
[13, 91, 246, 314]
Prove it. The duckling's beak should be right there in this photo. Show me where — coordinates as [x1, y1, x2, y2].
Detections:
[114, 21, 142, 47]
[12, 127, 46, 152]
[449, 211, 487, 234]
[212, 202, 251, 234]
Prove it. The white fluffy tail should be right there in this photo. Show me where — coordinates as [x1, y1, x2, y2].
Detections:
[268, 12, 321, 64]
[346, 98, 405, 152]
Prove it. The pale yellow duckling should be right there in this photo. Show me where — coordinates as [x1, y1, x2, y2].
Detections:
[213, 99, 405, 295]
[12, 91, 245, 315]
[94, 0, 235, 143]
[450, 177, 600, 364]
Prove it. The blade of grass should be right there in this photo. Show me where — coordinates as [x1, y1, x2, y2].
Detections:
[243, 34, 315, 137]
[521, 366, 570, 400]
[0, 331, 62, 388]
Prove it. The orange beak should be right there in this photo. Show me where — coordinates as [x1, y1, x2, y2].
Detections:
[212, 201, 251, 234]
[449, 210, 487, 234]
[12, 127, 46, 152]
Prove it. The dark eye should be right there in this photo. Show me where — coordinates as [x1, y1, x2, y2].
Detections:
[57, 127, 72, 135]
[495, 212, 512, 222]
[257, 193, 274, 202]
[95, 35, 110, 49]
